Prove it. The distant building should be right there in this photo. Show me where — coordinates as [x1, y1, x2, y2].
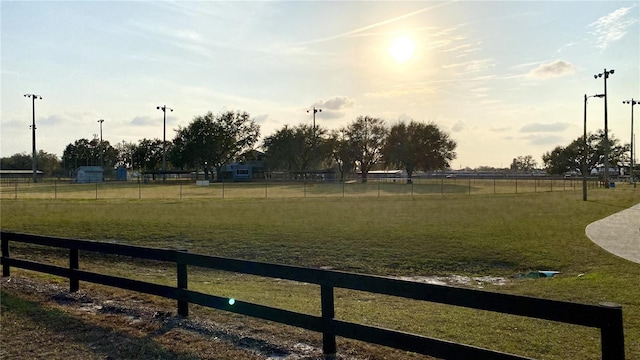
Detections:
[116, 167, 128, 181]
[359, 170, 405, 179]
[221, 162, 253, 182]
[75, 166, 103, 183]
[0, 169, 43, 182]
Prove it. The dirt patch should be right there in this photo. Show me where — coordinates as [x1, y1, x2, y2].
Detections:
[2, 274, 496, 359]
[1, 276, 327, 360]
[395, 275, 508, 288]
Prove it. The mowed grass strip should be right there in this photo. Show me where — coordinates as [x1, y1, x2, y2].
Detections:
[1, 188, 639, 359]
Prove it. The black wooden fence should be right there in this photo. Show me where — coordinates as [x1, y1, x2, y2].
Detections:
[0, 231, 625, 360]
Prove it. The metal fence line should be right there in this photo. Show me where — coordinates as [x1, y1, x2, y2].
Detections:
[0, 178, 605, 201]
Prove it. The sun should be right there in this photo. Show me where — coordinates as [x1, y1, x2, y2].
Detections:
[388, 36, 415, 63]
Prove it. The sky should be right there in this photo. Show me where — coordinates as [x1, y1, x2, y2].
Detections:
[1, 1, 639, 169]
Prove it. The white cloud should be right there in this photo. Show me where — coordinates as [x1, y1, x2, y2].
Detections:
[130, 116, 156, 126]
[397, 114, 413, 123]
[442, 59, 495, 73]
[314, 96, 356, 111]
[310, 96, 356, 119]
[520, 122, 571, 133]
[451, 120, 465, 132]
[520, 134, 566, 146]
[527, 60, 575, 79]
[253, 114, 272, 125]
[588, 6, 637, 50]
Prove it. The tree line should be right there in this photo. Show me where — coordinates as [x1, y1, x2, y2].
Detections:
[2, 108, 635, 180]
[541, 130, 630, 176]
[1, 110, 457, 182]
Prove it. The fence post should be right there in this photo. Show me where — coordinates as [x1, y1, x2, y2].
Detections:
[95, 182, 98, 200]
[14, 181, 18, 200]
[177, 251, 189, 317]
[321, 285, 336, 360]
[599, 302, 625, 360]
[2, 238, 9, 277]
[55, 181, 57, 200]
[70, 248, 79, 292]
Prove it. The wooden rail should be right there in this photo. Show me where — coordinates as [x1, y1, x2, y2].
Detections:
[0, 231, 625, 360]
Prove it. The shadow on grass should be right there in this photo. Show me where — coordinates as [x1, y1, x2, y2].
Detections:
[1, 290, 201, 359]
[1, 288, 292, 360]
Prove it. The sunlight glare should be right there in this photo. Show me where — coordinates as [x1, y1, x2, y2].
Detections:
[388, 36, 415, 63]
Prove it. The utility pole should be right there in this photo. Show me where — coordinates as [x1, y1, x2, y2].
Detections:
[306, 107, 322, 168]
[24, 94, 42, 183]
[98, 119, 104, 167]
[583, 94, 604, 201]
[156, 105, 173, 179]
[623, 99, 638, 188]
[594, 69, 614, 187]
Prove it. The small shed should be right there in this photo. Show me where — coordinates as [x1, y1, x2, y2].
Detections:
[116, 167, 128, 181]
[75, 166, 104, 183]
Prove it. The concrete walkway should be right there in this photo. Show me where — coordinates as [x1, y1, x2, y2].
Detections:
[585, 202, 640, 264]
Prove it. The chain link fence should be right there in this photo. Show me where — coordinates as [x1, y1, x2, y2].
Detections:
[0, 177, 605, 200]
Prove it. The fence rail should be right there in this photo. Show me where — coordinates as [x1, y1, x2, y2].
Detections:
[0, 177, 606, 200]
[0, 231, 625, 360]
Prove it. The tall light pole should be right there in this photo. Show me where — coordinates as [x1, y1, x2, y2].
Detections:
[623, 99, 638, 188]
[24, 94, 42, 183]
[156, 105, 173, 174]
[594, 68, 614, 187]
[583, 94, 605, 201]
[307, 107, 322, 138]
[306, 107, 322, 168]
[97, 119, 104, 167]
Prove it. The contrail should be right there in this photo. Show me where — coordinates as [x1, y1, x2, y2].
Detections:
[294, 1, 455, 46]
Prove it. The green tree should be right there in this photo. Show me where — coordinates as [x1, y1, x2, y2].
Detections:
[343, 116, 388, 183]
[0, 151, 60, 177]
[510, 155, 538, 172]
[36, 150, 61, 177]
[62, 138, 117, 175]
[0, 153, 32, 170]
[115, 141, 135, 169]
[171, 110, 260, 179]
[383, 121, 457, 182]
[328, 129, 358, 181]
[131, 138, 165, 172]
[262, 124, 331, 172]
[542, 130, 629, 175]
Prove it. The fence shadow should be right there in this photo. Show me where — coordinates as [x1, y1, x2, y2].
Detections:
[1, 285, 294, 360]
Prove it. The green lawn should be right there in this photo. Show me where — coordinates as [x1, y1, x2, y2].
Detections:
[1, 186, 639, 359]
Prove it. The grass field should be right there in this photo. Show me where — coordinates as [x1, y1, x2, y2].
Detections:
[1, 185, 639, 359]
